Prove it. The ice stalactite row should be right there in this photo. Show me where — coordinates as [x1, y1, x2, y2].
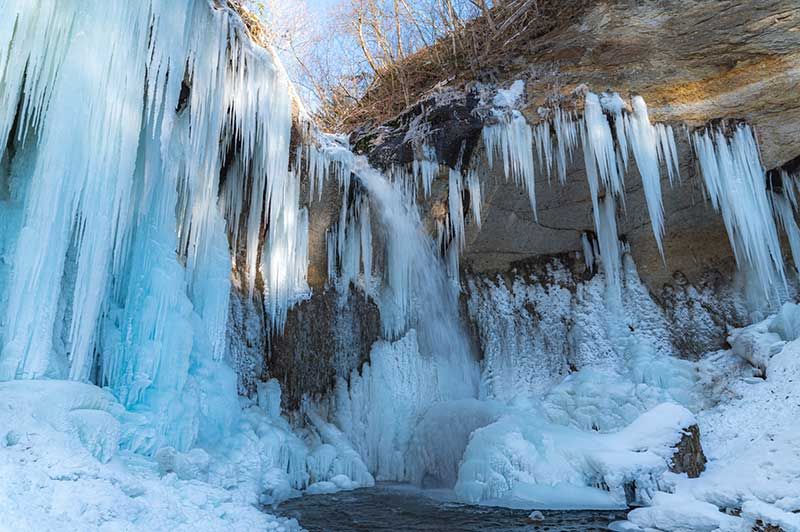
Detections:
[554, 108, 581, 184]
[0, 1, 307, 451]
[481, 87, 684, 301]
[304, 131, 355, 204]
[692, 125, 787, 296]
[313, 132, 375, 296]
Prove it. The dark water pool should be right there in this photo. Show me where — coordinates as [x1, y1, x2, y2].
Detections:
[274, 484, 628, 531]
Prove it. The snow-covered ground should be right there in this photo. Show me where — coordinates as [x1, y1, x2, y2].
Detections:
[618, 304, 800, 531]
[0, 380, 302, 531]
[1, 306, 799, 531]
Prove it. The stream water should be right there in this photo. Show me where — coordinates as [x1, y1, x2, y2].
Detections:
[275, 483, 629, 531]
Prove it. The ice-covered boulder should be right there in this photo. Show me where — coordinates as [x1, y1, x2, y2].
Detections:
[155, 446, 210, 481]
[0, 380, 123, 463]
[729, 325, 784, 374]
[454, 403, 697, 509]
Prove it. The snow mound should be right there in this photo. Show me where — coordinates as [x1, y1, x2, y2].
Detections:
[0, 380, 300, 531]
[618, 304, 800, 531]
[454, 403, 694, 509]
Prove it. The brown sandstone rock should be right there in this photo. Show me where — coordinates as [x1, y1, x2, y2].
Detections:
[670, 424, 707, 479]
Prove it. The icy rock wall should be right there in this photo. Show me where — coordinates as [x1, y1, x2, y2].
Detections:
[466, 255, 687, 408]
[0, 0, 309, 452]
[382, 85, 798, 311]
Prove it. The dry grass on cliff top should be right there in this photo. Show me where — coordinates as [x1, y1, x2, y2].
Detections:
[335, 0, 591, 133]
[227, 1, 270, 48]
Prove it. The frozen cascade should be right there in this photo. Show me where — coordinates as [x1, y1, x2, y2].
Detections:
[351, 158, 478, 395]
[456, 255, 698, 507]
[0, 0, 308, 452]
[692, 124, 786, 296]
[331, 156, 481, 481]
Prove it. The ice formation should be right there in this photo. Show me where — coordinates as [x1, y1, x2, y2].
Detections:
[2, 2, 799, 529]
[477, 88, 797, 310]
[483, 110, 538, 219]
[0, 2, 363, 522]
[692, 124, 787, 296]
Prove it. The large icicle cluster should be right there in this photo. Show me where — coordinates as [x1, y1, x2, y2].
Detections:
[0, 0, 306, 450]
[692, 124, 787, 296]
[478, 83, 798, 305]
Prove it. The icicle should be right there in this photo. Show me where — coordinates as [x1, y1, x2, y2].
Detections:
[771, 191, 800, 274]
[534, 122, 554, 182]
[597, 195, 622, 303]
[327, 188, 373, 296]
[656, 123, 681, 185]
[554, 108, 579, 184]
[782, 170, 798, 209]
[581, 232, 595, 270]
[303, 132, 355, 203]
[412, 142, 439, 198]
[467, 169, 482, 228]
[692, 124, 786, 296]
[448, 169, 466, 252]
[582, 92, 625, 200]
[482, 110, 537, 219]
[600, 92, 629, 169]
[626, 96, 666, 257]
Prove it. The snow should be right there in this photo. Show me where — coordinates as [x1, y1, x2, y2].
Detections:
[0, 380, 301, 531]
[493, 79, 526, 108]
[454, 403, 695, 509]
[614, 303, 800, 531]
